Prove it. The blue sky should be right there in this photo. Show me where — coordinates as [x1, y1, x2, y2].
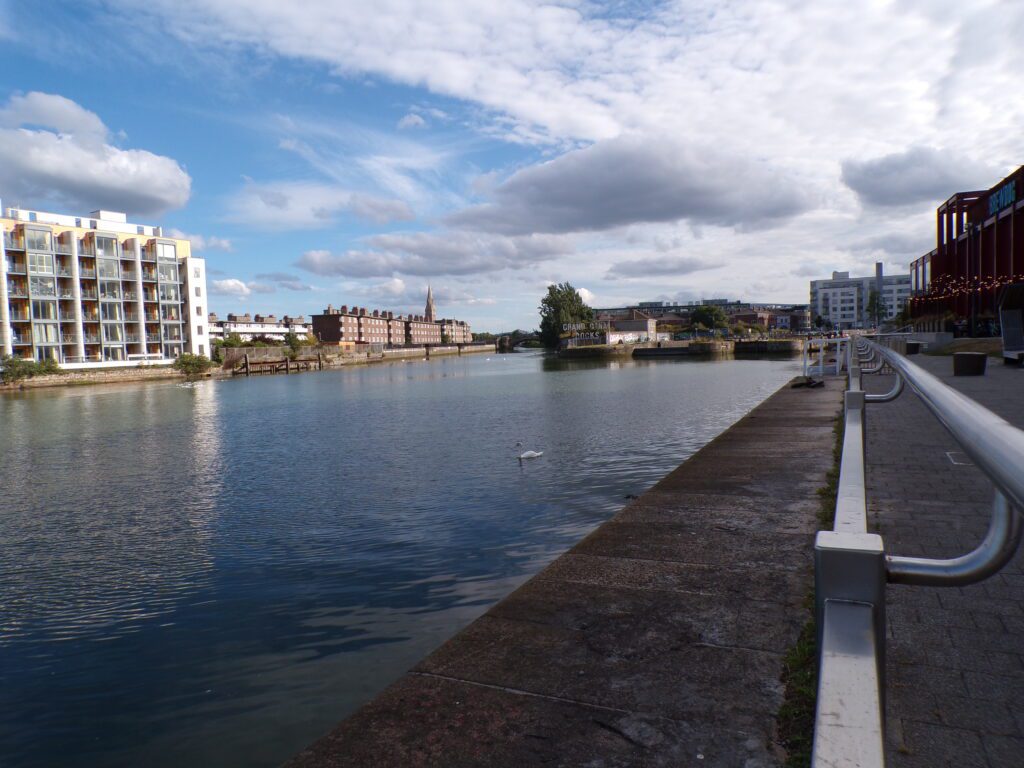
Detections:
[1, 0, 1022, 331]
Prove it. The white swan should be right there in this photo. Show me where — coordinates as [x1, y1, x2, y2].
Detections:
[518, 450, 544, 460]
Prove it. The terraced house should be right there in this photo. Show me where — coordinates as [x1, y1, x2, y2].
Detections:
[0, 207, 208, 366]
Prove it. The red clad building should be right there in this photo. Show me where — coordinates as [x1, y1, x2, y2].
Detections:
[911, 166, 1024, 329]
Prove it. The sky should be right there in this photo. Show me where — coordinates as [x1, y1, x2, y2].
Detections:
[0, 0, 1022, 332]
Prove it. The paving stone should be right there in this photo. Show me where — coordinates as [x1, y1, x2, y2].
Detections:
[865, 358, 1024, 767]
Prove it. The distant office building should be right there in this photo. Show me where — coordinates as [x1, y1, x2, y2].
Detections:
[207, 313, 311, 342]
[910, 165, 1024, 323]
[1, 206, 207, 364]
[809, 265, 910, 329]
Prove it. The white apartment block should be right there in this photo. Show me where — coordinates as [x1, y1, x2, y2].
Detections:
[809, 266, 911, 330]
[1, 206, 208, 365]
[207, 313, 312, 342]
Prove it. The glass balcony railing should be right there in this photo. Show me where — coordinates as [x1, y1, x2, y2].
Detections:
[4, 233, 25, 250]
[82, 314, 99, 322]
[55, 242, 73, 255]
[122, 272, 137, 281]
[124, 333, 140, 343]
[83, 334, 100, 344]
[9, 311, 31, 322]
[142, 272, 157, 282]
[58, 290, 75, 299]
[79, 268, 96, 278]
[7, 282, 27, 297]
[61, 334, 78, 344]
[5, 260, 26, 274]
[124, 312, 139, 322]
[80, 289, 98, 300]
[56, 268, 73, 277]
[146, 333, 160, 342]
[11, 334, 30, 345]
[79, 243, 95, 256]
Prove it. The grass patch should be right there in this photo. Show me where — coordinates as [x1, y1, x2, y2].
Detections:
[777, 402, 844, 766]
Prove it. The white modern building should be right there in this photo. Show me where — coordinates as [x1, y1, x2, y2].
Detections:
[1, 206, 208, 365]
[809, 264, 911, 330]
[207, 313, 312, 342]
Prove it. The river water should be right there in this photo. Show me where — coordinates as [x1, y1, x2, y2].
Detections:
[0, 352, 800, 767]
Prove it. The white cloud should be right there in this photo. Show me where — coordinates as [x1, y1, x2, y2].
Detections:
[226, 180, 414, 229]
[577, 287, 596, 305]
[0, 91, 190, 216]
[105, 0, 1024, 320]
[397, 113, 426, 130]
[166, 228, 233, 251]
[210, 278, 252, 297]
[295, 231, 571, 277]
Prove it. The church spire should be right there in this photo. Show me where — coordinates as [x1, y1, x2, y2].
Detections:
[425, 284, 436, 322]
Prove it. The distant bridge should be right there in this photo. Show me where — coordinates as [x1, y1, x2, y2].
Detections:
[497, 334, 541, 351]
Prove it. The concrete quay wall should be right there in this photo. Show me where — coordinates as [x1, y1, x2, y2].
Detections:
[286, 377, 843, 767]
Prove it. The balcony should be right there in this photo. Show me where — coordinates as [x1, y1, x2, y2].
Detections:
[56, 268, 73, 277]
[123, 291, 138, 301]
[143, 296, 158, 305]
[142, 272, 157, 282]
[9, 311, 30, 322]
[7, 282, 27, 297]
[124, 333, 140, 343]
[122, 271, 137, 282]
[3, 232, 25, 250]
[140, 251, 156, 262]
[146, 333, 160, 342]
[79, 244, 95, 256]
[5, 260, 26, 274]
[83, 334, 100, 344]
[11, 334, 30, 345]
[55, 242, 73, 255]
[61, 334, 78, 344]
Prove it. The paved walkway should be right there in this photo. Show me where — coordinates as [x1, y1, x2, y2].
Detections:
[863, 355, 1024, 768]
[286, 378, 843, 767]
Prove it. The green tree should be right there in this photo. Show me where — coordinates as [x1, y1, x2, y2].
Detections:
[283, 331, 303, 358]
[172, 353, 214, 381]
[538, 282, 594, 348]
[866, 289, 885, 327]
[690, 305, 728, 330]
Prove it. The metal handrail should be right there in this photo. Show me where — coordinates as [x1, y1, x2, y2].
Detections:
[813, 337, 1024, 767]
[862, 338, 1024, 586]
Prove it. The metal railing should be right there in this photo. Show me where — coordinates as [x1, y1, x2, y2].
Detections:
[812, 337, 1024, 767]
[802, 336, 851, 377]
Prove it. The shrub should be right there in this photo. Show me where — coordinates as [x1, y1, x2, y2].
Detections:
[0, 355, 63, 384]
[172, 353, 214, 381]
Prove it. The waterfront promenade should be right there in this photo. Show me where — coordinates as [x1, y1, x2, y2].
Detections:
[863, 357, 1024, 767]
[286, 377, 844, 767]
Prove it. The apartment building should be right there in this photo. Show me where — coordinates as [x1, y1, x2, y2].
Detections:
[207, 313, 311, 342]
[438, 318, 473, 344]
[313, 305, 408, 346]
[809, 264, 911, 330]
[407, 316, 442, 346]
[1, 206, 207, 364]
[312, 304, 468, 347]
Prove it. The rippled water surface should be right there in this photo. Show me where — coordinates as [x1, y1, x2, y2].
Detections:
[0, 352, 799, 767]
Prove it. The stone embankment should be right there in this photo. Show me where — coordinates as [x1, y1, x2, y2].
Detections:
[286, 377, 843, 767]
[0, 364, 191, 391]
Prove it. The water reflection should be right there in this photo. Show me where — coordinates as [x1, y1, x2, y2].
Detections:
[0, 353, 799, 767]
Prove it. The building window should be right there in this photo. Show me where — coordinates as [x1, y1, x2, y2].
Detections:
[197, 326, 204, 336]
[29, 252, 54, 274]
[28, 212, 37, 222]
[199, 344, 205, 355]
[196, 306, 202, 316]
[194, 267, 200, 278]
[137, 226, 145, 235]
[195, 286, 201, 298]
[156, 242, 177, 261]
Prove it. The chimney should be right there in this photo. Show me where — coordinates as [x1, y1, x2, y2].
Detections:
[340, 305, 348, 314]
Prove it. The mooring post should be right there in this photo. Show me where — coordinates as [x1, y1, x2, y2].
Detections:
[285, 357, 290, 374]
[244, 353, 249, 376]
